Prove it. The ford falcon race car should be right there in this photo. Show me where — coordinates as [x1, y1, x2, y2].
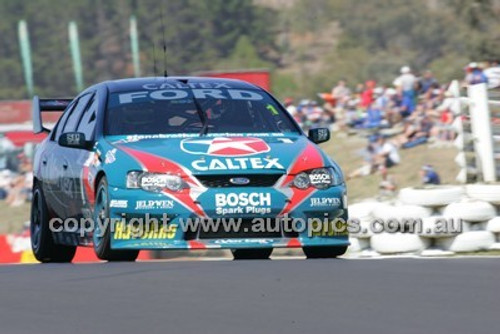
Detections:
[30, 77, 348, 262]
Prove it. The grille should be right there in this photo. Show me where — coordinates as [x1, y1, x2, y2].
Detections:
[196, 173, 283, 188]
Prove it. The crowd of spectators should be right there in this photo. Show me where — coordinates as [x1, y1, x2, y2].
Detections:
[0, 135, 33, 207]
[284, 62, 500, 196]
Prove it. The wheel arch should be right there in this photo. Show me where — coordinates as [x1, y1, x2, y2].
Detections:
[94, 170, 107, 194]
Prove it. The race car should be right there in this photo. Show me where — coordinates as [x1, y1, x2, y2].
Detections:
[30, 77, 349, 262]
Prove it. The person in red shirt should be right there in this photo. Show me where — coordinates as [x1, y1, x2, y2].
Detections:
[360, 80, 376, 108]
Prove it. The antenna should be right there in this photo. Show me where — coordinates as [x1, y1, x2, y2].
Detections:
[160, 6, 168, 77]
[152, 41, 158, 77]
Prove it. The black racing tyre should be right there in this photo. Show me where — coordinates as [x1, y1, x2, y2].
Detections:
[231, 248, 273, 260]
[93, 177, 139, 262]
[303, 246, 347, 259]
[30, 184, 76, 263]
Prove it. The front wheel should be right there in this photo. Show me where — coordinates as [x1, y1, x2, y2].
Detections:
[303, 246, 347, 259]
[30, 184, 76, 263]
[93, 177, 139, 262]
[231, 248, 272, 260]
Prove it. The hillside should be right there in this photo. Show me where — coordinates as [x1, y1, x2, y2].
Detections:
[1, 0, 500, 100]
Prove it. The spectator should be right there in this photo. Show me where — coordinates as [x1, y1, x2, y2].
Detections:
[5, 157, 33, 207]
[284, 97, 301, 124]
[319, 94, 336, 124]
[419, 70, 438, 95]
[464, 62, 488, 85]
[303, 100, 324, 128]
[375, 135, 400, 168]
[357, 103, 383, 129]
[379, 165, 397, 197]
[373, 87, 388, 111]
[483, 60, 500, 89]
[331, 79, 351, 106]
[360, 80, 376, 108]
[394, 66, 416, 116]
[420, 165, 440, 185]
[347, 139, 378, 179]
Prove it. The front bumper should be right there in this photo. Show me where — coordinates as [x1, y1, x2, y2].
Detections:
[107, 185, 349, 250]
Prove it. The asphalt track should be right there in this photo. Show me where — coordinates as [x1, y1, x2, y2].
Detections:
[0, 257, 499, 334]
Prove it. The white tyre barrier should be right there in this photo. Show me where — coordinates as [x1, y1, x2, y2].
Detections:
[347, 237, 370, 253]
[372, 204, 431, 220]
[443, 199, 496, 222]
[463, 221, 487, 232]
[370, 233, 430, 254]
[435, 231, 495, 252]
[420, 249, 456, 257]
[350, 219, 374, 239]
[466, 184, 500, 204]
[486, 217, 500, 232]
[349, 201, 379, 221]
[419, 216, 463, 238]
[489, 243, 500, 251]
[359, 250, 381, 258]
[348, 237, 361, 252]
[398, 186, 464, 207]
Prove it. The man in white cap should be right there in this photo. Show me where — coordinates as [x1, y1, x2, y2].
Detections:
[394, 66, 416, 91]
[393, 66, 417, 117]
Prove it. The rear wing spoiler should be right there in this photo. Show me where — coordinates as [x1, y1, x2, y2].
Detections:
[32, 96, 73, 134]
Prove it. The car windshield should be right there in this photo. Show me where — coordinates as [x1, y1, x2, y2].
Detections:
[105, 87, 299, 135]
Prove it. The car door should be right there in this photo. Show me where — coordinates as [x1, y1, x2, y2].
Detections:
[41, 100, 76, 219]
[56, 93, 94, 219]
[67, 94, 99, 218]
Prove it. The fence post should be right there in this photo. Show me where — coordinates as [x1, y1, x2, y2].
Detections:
[468, 83, 496, 182]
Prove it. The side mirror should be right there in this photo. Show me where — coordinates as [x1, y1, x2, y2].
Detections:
[58, 132, 93, 150]
[308, 128, 330, 144]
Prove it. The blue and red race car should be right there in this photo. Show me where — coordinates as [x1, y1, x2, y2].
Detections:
[30, 77, 348, 262]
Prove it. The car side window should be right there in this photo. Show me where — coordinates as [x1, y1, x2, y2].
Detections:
[76, 96, 98, 140]
[62, 93, 93, 134]
[52, 100, 77, 141]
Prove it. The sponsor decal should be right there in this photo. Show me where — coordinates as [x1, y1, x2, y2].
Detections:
[66, 133, 83, 145]
[104, 148, 117, 164]
[310, 219, 348, 237]
[110, 199, 128, 209]
[192, 157, 283, 171]
[309, 173, 332, 186]
[309, 197, 341, 207]
[278, 138, 293, 144]
[113, 222, 177, 240]
[215, 193, 272, 215]
[181, 137, 270, 157]
[142, 82, 233, 90]
[135, 200, 174, 210]
[117, 89, 264, 104]
[115, 132, 285, 144]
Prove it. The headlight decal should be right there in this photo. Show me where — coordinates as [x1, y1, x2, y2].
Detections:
[120, 146, 208, 218]
[276, 142, 326, 188]
[279, 143, 325, 215]
[140, 173, 184, 192]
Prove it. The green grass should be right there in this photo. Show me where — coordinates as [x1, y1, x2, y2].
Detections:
[321, 134, 460, 202]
